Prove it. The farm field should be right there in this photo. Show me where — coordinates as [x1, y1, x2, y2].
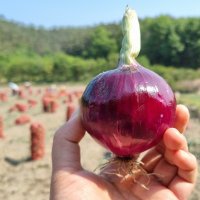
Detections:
[0, 84, 199, 200]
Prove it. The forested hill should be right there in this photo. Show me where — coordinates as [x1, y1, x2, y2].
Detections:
[0, 16, 96, 55]
[0, 15, 200, 84]
[1, 15, 200, 67]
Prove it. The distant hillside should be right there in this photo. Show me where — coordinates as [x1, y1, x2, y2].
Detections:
[0, 16, 99, 55]
[0, 15, 200, 68]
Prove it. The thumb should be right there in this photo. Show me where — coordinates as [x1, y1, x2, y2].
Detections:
[52, 109, 85, 172]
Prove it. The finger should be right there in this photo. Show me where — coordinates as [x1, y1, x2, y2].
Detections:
[141, 149, 162, 172]
[163, 130, 197, 182]
[165, 150, 196, 171]
[163, 128, 188, 152]
[152, 158, 177, 186]
[169, 176, 196, 200]
[55, 108, 85, 143]
[142, 104, 189, 171]
[52, 109, 85, 171]
[164, 128, 188, 165]
[174, 104, 190, 133]
[143, 128, 188, 184]
[174, 150, 197, 173]
[168, 153, 198, 200]
[156, 104, 189, 155]
[178, 164, 197, 183]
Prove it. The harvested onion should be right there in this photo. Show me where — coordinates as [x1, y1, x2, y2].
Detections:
[81, 7, 176, 158]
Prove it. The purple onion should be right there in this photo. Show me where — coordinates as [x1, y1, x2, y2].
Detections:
[80, 8, 176, 158]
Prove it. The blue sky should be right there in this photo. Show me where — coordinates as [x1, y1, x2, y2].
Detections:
[0, 0, 199, 28]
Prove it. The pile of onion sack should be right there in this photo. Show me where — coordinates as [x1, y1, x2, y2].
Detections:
[80, 7, 176, 183]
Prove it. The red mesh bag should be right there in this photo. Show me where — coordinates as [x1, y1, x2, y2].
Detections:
[15, 103, 29, 112]
[15, 114, 31, 125]
[0, 116, 4, 138]
[30, 122, 45, 160]
[66, 104, 75, 121]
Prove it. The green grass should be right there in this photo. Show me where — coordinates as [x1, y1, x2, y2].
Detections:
[178, 93, 200, 118]
[178, 93, 200, 110]
[188, 140, 200, 160]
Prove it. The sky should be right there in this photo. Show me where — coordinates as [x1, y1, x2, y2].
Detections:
[0, 0, 199, 28]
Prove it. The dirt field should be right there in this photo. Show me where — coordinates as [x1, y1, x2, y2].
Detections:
[0, 84, 199, 200]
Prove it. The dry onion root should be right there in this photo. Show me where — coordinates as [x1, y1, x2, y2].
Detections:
[94, 154, 163, 190]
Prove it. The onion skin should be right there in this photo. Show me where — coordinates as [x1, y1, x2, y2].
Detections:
[81, 61, 176, 157]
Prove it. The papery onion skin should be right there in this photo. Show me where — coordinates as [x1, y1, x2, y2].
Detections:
[81, 61, 176, 157]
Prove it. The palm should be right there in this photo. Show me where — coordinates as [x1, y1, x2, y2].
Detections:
[62, 147, 193, 200]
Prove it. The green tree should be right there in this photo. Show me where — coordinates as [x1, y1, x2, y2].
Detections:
[143, 16, 184, 66]
[84, 26, 118, 58]
[177, 18, 200, 68]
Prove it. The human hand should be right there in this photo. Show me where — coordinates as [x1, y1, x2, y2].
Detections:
[50, 105, 197, 200]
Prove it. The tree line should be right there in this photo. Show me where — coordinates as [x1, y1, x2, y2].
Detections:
[0, 15, 199, 85]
